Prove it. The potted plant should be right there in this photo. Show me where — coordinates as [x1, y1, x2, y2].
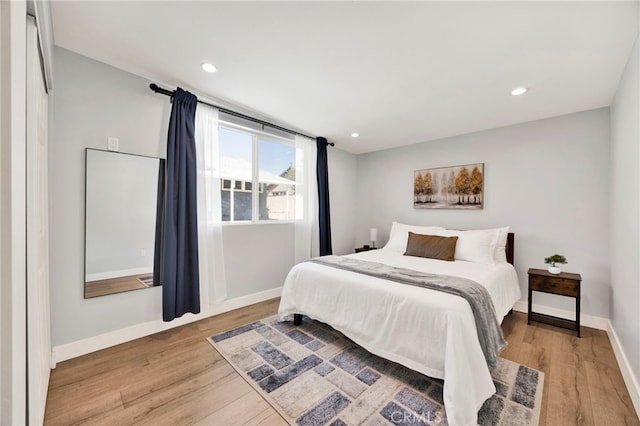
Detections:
[544, 254, 567, 274]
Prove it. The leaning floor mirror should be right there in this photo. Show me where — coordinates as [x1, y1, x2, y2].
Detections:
[84, 148, 165, 298]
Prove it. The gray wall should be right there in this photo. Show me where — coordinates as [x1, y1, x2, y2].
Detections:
[328, 147, 358, 255]
[610, 34, 639, 386]
[222, 223, 294, 299]
[50, 47, 169, 346]
[355, 108, 611, 318]
[50, 47, 357, 346]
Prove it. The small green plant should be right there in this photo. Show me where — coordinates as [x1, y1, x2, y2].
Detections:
[544, 254, 567, 267]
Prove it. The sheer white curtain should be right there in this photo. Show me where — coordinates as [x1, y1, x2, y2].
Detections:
[195, 104, 227, 307]
[294, 135, 319, 263]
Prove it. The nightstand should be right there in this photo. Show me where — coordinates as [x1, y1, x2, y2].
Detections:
[528, 268, 582, 337]
[354, 246, 378, 253]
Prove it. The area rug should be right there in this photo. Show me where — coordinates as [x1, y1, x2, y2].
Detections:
[136, 275, 154, 287]
[208, 315, 544, 426]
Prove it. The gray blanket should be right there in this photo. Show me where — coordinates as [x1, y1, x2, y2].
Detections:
[309, 256, 507, 369]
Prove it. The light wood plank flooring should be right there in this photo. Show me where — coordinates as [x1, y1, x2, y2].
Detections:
[84, 274, 151, 298]
[44, 299, 639, 425]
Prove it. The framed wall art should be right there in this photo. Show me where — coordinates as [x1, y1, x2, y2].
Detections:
[414, 163, 484, 209]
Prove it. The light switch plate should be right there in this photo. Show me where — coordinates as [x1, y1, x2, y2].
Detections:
[107, 137, 119, 151]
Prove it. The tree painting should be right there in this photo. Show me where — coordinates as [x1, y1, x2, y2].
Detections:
[414, 172, 424, 201]
[424, 171, 433, 202]
[432, 172, 440, 199]
[414, 163, 484, 209]
[454, 167, 470, 204]
[447, 171, 455, 203]
[470, 166, 483, 204]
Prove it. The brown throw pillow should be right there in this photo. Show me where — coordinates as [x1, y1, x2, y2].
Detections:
[404, 232, 458, 261]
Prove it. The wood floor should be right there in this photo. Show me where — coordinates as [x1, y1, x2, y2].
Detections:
[44, 299, 639, 426]
[85, 274, 152, 298]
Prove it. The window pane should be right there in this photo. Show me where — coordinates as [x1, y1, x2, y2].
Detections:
[234, 192, 252, 221]
[219, 127, 253, 221]
[259, 139, 296, 220]
[221, 190, 231, 221]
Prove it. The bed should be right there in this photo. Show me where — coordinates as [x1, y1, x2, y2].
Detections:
[278, 224, 521, 426]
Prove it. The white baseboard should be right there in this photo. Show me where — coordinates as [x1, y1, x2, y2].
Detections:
[52, 286, 283, 364]
[512, 300, 609, 330]
[512, 300, 639, 418]
[607, 321, 640, 419]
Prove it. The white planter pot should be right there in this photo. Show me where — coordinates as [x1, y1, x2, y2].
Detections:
[548, 266, 561, 274]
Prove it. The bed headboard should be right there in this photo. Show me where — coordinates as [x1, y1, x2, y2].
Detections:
[506, 232, 515, 265]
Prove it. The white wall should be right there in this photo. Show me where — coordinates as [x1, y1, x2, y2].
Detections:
[610, 34, 640, 391]
[50, 47, 359, 348]
[356, 108, 611, 318]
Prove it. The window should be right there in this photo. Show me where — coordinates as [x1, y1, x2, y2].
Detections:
[219, 127, 252, 221]
[218, 125, 298, 222]
[259, 138, 296, 220]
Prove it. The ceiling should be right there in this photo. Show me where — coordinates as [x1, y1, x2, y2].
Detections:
[50, 1, 639, 154]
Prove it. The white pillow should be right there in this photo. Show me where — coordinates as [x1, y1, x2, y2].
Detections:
[383, 222, 445, 253]
[492, 227, 510, 263]
[432, 228, 500, 265]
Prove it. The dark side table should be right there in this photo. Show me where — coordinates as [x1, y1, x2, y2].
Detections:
[528, 268, 582, 337]
[354, 246, 378, 253]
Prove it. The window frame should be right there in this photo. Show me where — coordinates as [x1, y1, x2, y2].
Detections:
[218, 121, 299, 225]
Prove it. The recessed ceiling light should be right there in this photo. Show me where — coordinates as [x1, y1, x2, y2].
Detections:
[351, 132, 359, 138]
[201, 62, 217, 73]
[511, 87, 527, 96]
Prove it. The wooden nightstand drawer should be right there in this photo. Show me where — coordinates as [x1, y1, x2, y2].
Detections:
[529, 275, 578, 297]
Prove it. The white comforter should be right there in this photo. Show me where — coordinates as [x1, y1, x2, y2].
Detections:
[278, 249, 521, 426]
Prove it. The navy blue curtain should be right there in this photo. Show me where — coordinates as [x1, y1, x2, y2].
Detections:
[162, 88, 200, 321]
[316, 137, 333, 256]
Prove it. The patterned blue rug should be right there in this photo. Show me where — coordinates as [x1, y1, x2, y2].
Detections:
[208, 315, 543, 425]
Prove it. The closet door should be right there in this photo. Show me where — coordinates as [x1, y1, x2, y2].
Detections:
[26, 15, 51, 425]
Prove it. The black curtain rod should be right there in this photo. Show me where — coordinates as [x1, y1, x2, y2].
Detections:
[149, 83, 334, 146]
